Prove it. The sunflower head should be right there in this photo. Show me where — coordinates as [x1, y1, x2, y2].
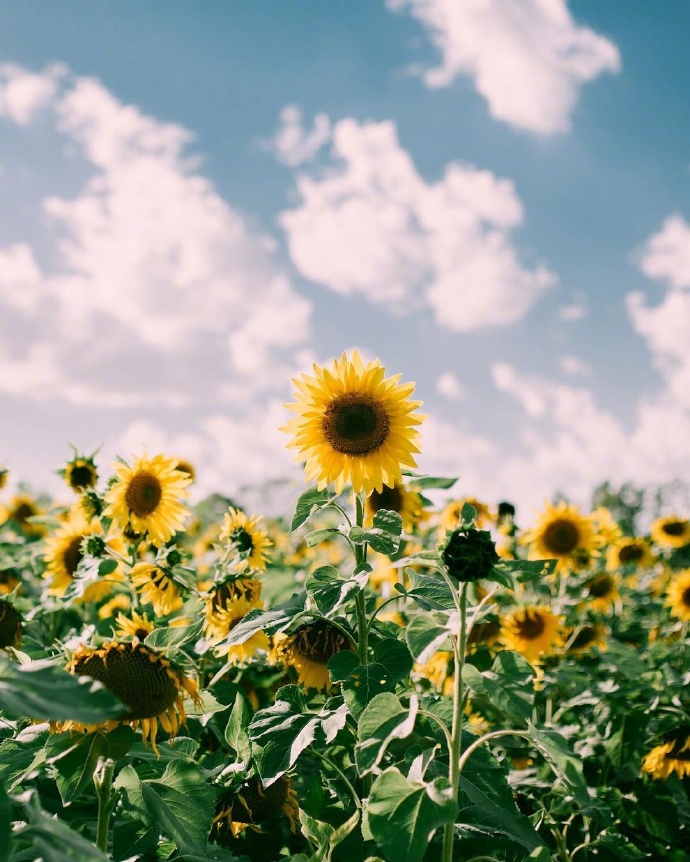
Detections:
[585, 572, 620, 612]
[0, 466, 8, 491]
[642, 728, 690, 780]
[441, 527, 499, 584]
[204, 577, 263, 640]
[130, 562, 184, 617]
[275, 620, 353, 692]
[500, 605, 564, 663]
[521, 501, 597, 569]
[104, 453, 191, 546]
[365, 483, 424, 532]
[651, 516, 690, 549]
[61, 455, 98, 493]
[6, 495, 44, 537]
[0, 598, 22, 648]
[567, 623, 607, 654]
[282, 351, 425, 495]
[213, 775, 300, 839]
[210, 598, 270, 665]
[665, 570, 690, 622]
[606, 538, 653, 571]
[440, 498, 493, 532]
[174, 459, 196, 483]
[114, 610, 155, 642]
[219, 508, 272, 572]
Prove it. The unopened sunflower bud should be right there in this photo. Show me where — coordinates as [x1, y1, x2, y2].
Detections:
[441, 527, 498, 583]
[85, 535, 107, 557]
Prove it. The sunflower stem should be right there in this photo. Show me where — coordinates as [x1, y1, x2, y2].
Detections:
[94, 757, 116, 855]
[354, 492, 369, 666]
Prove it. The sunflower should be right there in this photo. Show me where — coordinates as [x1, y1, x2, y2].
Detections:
[500, 606, 564, 663]
[651, 516, 690, 549]
[174, 459, 196, 482]
[415, 650, 453, 695]
[0, 598, 22, 648]
[466, 617, 501, 653]
[5, 494, 44, 537]
[130, 562, 184, 616]
[104, 453, 191, 546]
[642, 729, 690, 780]
[114, 610, 155, 641]
[440, 498, 493, 531]
[584, 572, 620, 613]
[282, 350, 425, 495]
[211, 598, 270, 665]
[665, 570, 690, 622]
[61, 455, 98, 492]
[219, 508, 272, 572]
[365, 482, 424, 532]
[606, 538, 653, 571]
[98, 593, 131, 619]
[65, 641, 201, 751]
[204, 577, 263, 640]
[274, 620, 353, 692]
[213, 775, 300, 839]
[0, 466, 8, 490]
[0, 571, 20, 595]
[521, 501, 598, 571]
[566, 623, 607, 654]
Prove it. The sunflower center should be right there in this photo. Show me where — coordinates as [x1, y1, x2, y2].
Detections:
[234, 776, 292, 823]
[588, 574, 614, 598]
[231, 528, 254, 555]
[12, 503, 35, 523]
[368, 484, 403, 514]
[516, 611, 545, 640]
[73, 643, 178, 720]
[570, 626, 597, 650]
[541, 518, 580, 554]
[125, 472, 163, 518]
[68, 464, 96, 490]
[682, 587, 690, 609]
[663, 519, 687, 536]
[322, 394, 390, 456]
[63, 536, 85, 576]
[618, 544, 644, 563]
[295, 621, 350, 663]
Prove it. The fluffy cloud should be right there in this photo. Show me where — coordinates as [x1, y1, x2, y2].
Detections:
[280, 116, 554, 330]
[387, 0, 620, 134]
[268, 104, 331, 166]
[0, 63, 63, 125]
[436, 371, 466, 401]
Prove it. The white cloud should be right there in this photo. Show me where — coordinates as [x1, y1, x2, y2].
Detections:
[436, 371, 466, 400]
[268, 104, 331, 166]
[636, 214, 690, 290]
[387, 0, 620, 134]
[280, 116, 555, 330]
[558, 303, 586, 321]
[559, 355, 591, 377]
[0, 63, 64, 125]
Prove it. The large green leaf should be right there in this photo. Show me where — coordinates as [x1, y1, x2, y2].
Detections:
[462, 651, 535, 724]
[527, 722, 590, 807]
[355, 693, 418, 776]
[367, 767, 457, 862]
[349, 510, 403, 555]
[405, 612, 452, 664]
[0, 656, 123, 723]
[0, 778, 10, 862]
[328, 652, 398, 719]
[299, 809, 360, 862]
[400, 572, 455, 610]
[372, 638, 413, 683]
[291, 487, 333, 532]
[224, 692, 252, 763]
[306, 565, 369, 616]
[14, 792, 109, 861]
[220, 594, 305, 647]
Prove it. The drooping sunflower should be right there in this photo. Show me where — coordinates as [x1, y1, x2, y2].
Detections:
[520, 501, 598, 570]
[65, 641, 201, 751]
[104, 453, 191, 546]
[60, 455, 98, 493]
[606, 537, 654, 571]
[204, 577, 263, 641]
[440, 497, 494, 531]
[651, 516, 690, 549]
[210, 598, 270, 665]
[500, 606, 564, 663]
[213, 775, 300, 839]
[282, 350, 425, 495]
[584, 572, 620, 613]
[642, 729, 690, 780]
[665, 570, 690, 622]
[219, 508, 272, 572]
[130, 562, 184, 617]
[274, 620, 353, 692]
[365, 482, 424, 532]
[0, 598, 22, 648]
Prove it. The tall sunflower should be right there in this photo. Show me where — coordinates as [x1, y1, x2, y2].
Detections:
[219, 508, 272, 572]
[500, 606, 564, 663]
[104, 453, 191, 546]
[282, 351, 425, 495]
[642, 729, 690, 780]
[65, 641, 200, 751]
[521, 501, 598, 570]
[665, 570, 690, 622]
[274, 620, 353, 692]
[651, 516, 690, 549]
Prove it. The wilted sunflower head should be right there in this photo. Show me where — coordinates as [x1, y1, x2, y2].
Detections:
[642, 728, 690, 780]
[585, 572, 620, 612]
[282, 350, 426, 496]
[365, 482, 424, 532]
[275, 620, 353, 692]
[61, 456, 98, 493]
[665, 570, 690, 622]
[651, 516, 690, 549]
[104, 452, 191, 546]
[0, 598, 22, 648]
[521, 501, 597, 569]
[219, 508, 272, 572]
[67, 641, 200, 750]
[500, 605, 564, 663]
[213, 775, 300, 839]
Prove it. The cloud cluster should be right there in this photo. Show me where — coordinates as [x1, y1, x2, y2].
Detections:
[387, 0, 620, 134]
[279, 115, 555, 330]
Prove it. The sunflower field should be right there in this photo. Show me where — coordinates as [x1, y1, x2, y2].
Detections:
[1, 352, 690, 862]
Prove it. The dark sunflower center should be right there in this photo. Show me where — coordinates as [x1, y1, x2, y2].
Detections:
[63, 536, 85, 576]
[663, 519, 687, 536]
[516, 611, 545, 640]
[12, 503, 35, 523]
[588, 574, 614, 598]
[125, 472, 163, 518]
[322, 394, 390, 456]
[542, 518, 580, 554]
[467, 618, 501, 646]
[666, 731, 690, 760]
[368, 484, 403, 514]
[233, 776, 291, 823]
[295, 621, 350, 663]
[231, 528, 254, 555]
[72, 643, 178, 720]
[618, 544, 644, 563]
[570, 626, 598, 650]
[69, 464, 96, 490]
[682, 587, 690, 609]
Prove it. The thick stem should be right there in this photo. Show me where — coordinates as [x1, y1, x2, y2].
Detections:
[354, 492, 369, 666]
[95, 759, 116, 855]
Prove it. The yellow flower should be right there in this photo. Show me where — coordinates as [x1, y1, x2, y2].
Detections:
[130, 562, 184, 616]
[665, 570, 690, 622]
[566, 623, 607, 654]
[0, 466, 8, 490]
[500, 606, 564, 663]
[64, 641, 201, 752]
[114, 610, 155, 641]
[274, 620, 353, 692]
[219, 508, 272, 572]
[98, 594, 131, 619]
[584, 572, 620, 613]
[642, 731, 690, 780]
[282, 350, 425, 495]
[415, 650, 453, 695]
[204, 577, 263, 641]
[606, 538, 653, 571]
[365, 482, 424, 532]
[174, 459, 195, 483]
[440, 497, 494, 531]
[521, 501, 598, 571]
[104, 452, 191, 546]
[213, 775, 300, 838]
[651, 516, 690, 549]
[61, 455, 98, 492]
[210, 598, 270, 665]
[5, 494, 45, 537]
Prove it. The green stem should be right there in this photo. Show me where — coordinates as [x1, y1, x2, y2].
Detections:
[309, 748, 362, 809]
[94, 759, 116, 855]
[418, 710, 453, 759]
[456, 729, 531, 774]
[354, 492, 369, 666]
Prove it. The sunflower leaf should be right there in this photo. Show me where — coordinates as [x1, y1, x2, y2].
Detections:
[462, 652, 534, 725]
[0, 778, 10, 862]
[404, 475, 458, 490]
[355, 693, 418, 776]
[349, 510, 403, 555]
[306, 565, 368, 615]
[527, 722, 590, 808]
[494, 558, 558, 583]
[291, 487, 333, 532]
[405, 612, 452, 664]
[224, 692, 252, 763]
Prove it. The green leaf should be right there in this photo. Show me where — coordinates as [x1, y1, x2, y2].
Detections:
[402, 572, 455, 611]
[367, 768, 457, 862]
[349, 510, 403, 555]
[459, 502, 477, 524]
[405, 475, 457, 490]
[405, 612, 452, 664]
[221, 595, 305, 647]
[46, 731, 109, 804]
[462, 651, 535, 725]
[329, 654, 398, 719]
[143, 761, 216, 852]
[224, 692, 252, 763]
[306, 565, 368, 616]
[356, 693, 418, 776]
[299, 809, 360, 862]
[291, 487, 333, 532]
[0, 778, 10, 862]
[373, 639, 413, 683]
[19, 792, 109, 861]
[305, 528, 343, 548]
[0, 655, 123, 723]
[144, 620, 203, 650]
[527, 722, 590, 807]
[0, 727, 49, 791]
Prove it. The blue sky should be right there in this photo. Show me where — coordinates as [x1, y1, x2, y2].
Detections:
[1, 1, 689, 518]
